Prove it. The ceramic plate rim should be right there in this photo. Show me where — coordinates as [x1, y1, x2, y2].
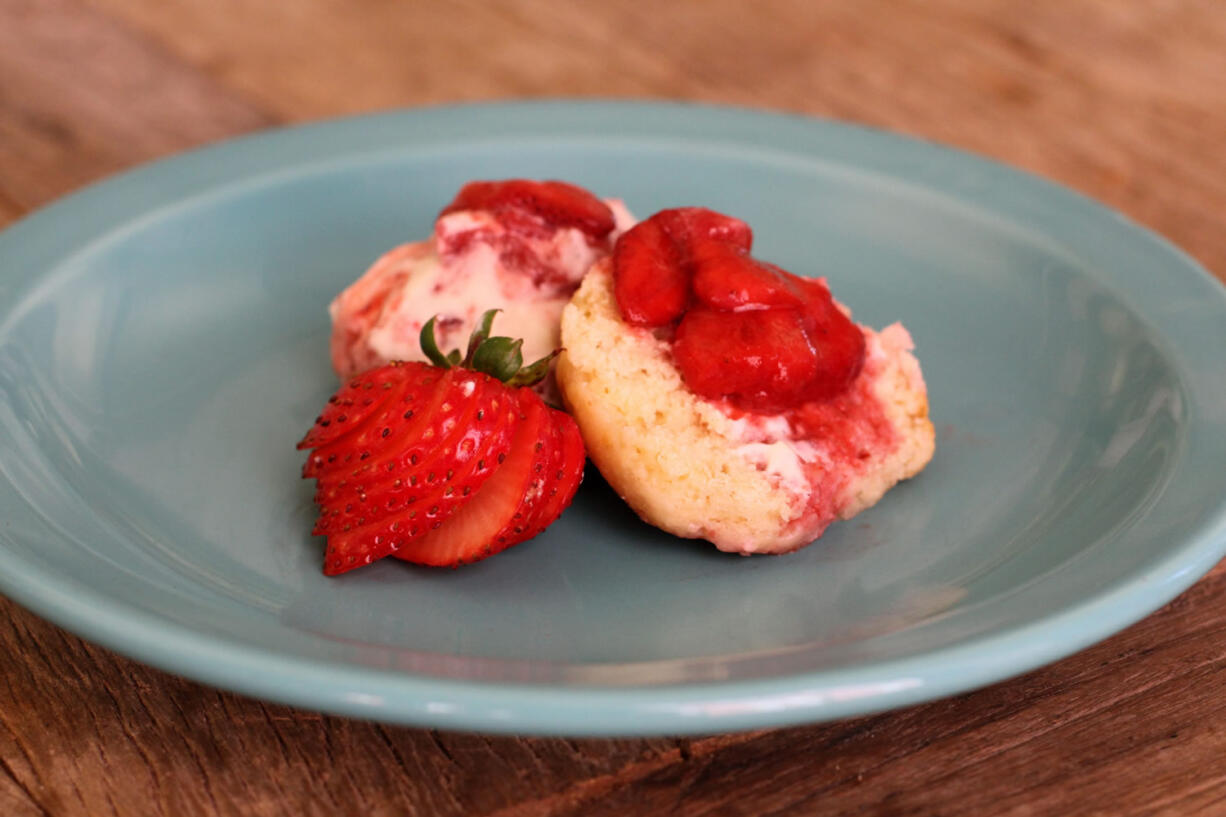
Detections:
[1, 100, 1225, 736]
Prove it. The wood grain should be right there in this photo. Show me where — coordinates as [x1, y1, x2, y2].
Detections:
[2, 0, 1225, 814]
[0, 0, 273, 219]
[80, 0, 1226, 283]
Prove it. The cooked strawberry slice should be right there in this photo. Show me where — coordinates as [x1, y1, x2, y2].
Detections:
[393, 390, 557, 567]
[655, 207, 752, 255]
[690, 241, 804, 311]
[673, 305, 822, 412]
[612, 217, 689, 326]
[794, 282, 867, 402]
[614, 205, 867, 411]
[612, 207, 755, 327]
[438, 179, 615, 240]
[674, 282, 867, 411]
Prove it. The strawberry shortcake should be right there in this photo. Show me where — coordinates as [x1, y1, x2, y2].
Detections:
[556, 207, 934, 554]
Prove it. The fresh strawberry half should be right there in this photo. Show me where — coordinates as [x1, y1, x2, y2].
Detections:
[302, 365, 443, 480]
[438, 179, 615, 242]
[299, 364, 422, 451]
[299, 310, 586, 575]
[530, 411, 587, 531]
[611, 206, 866, 412]
[310, 369, 515, 539]
[395, 390, 557, 567]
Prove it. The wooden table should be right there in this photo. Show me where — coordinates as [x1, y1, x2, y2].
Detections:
[3, 1, 1225, 814]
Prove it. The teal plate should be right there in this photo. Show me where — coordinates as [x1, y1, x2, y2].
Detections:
[2, 101, 1225, 737]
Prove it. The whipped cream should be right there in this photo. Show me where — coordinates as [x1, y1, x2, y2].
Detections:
[727, 414, 815, 499]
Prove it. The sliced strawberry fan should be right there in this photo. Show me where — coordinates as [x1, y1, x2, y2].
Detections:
[298, 309, 586, 575]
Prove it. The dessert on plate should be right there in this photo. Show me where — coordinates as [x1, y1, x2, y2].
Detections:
[556, 207, 934, 554]
[328, 179, 634, 395]
[300, 179, 638, 575]
[304, 182, 933, 572]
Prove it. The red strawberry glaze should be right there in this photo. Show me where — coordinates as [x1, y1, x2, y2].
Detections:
[609, 204, 905, 544]
[439, 180, 616, 244]
[612, 207, 867, 413]
[717, 332, 901, 543]
[611, 217, 688, 325]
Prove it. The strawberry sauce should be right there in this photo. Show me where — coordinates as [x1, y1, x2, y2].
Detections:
[439, 179, 616, 243]
[438, 185, 619, 296]
[717, 335, 899, 540]
[612, 206, 898, 539]
[612, 207, 866, 413]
